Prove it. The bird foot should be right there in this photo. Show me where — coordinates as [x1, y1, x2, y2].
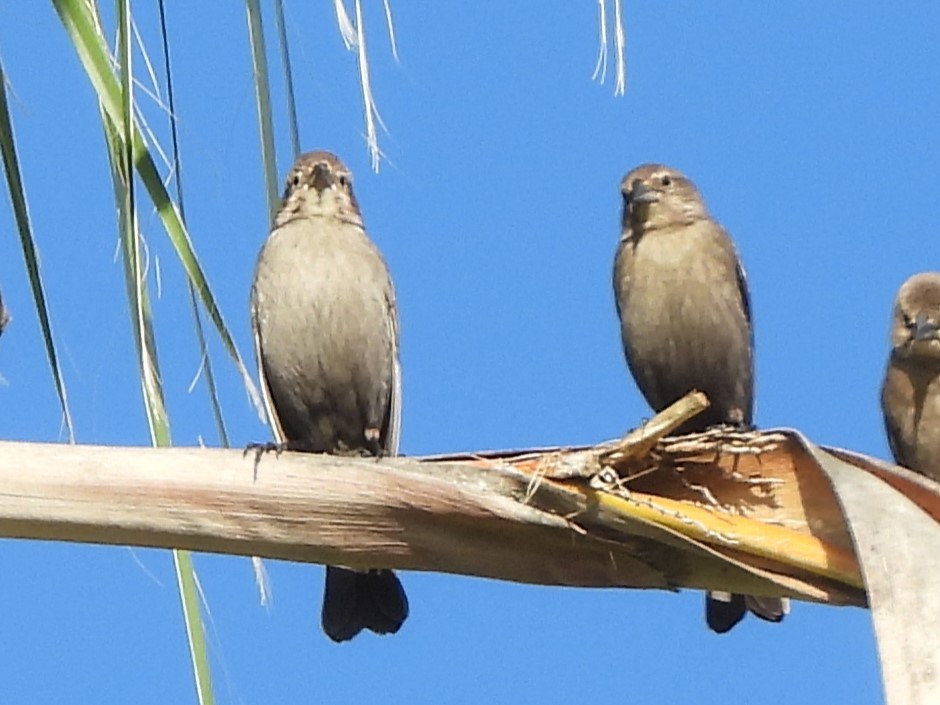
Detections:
[244, 440, 285, 461]
[244, 440, 320, 477]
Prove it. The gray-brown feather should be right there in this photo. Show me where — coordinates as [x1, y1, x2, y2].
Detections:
[881, 360, 935, 475]
[251, 151, 407, 643]
[614, 163, 778, 633]
[614, 218, 753, 432]
[880, 272, 940, 482]
[252, 218, 398, 455]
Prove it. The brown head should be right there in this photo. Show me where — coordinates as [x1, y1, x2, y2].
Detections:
[890, 272, 940, 361]
[275, 151, 363, 228]
[620, 163, 710, 234]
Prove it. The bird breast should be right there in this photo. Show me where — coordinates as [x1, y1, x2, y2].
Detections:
[254, 220, 395, 399]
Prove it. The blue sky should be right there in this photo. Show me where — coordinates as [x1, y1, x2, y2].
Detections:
[1, 2, 932, 703]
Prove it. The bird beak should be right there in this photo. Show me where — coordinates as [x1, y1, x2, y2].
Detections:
[629, 182, 659, 205]
[913, 312, 940, 342]
[311, 163, 333, 193]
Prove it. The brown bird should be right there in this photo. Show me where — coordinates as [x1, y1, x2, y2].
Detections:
[881, 272, 940, 482]
[251, 151, 408, 642]
[613, 162, 787, 633]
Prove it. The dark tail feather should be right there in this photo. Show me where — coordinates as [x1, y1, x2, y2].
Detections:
[321, 566, 409, 642]
[706, 591, 747, 633]
[706, 592, 788, 633]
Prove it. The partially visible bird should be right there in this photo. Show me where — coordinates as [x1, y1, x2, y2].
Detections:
[881, 272, 940, 483]
[613, 162, 787, 633]
[251, 150, 408, 642]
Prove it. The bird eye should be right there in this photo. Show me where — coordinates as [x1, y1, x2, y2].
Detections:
[660, 175, 672, 187]
[282, 173, 301, 199]
[338, 175, 350, 188]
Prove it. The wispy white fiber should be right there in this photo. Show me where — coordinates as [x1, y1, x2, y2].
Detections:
[593, 0, 626, 95]
[613, 0, 626, 95]
[591, 0, 608, 83]
[333, 0, 395, 171]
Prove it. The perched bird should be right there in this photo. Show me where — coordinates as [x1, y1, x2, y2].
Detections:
[881, 272, 940, 482]
[251, 150, 408, 642]
[613, 162, 787, 633]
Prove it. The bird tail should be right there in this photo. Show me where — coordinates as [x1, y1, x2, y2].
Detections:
[745, 595, 789, 623]
[706, 592, 789, 633]
[321, 566, 409, 642]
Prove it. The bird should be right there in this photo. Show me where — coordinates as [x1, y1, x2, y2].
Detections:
[881, 272, 940, 482]
[613, 162, 787, 633]
[250, 150, 408, 642]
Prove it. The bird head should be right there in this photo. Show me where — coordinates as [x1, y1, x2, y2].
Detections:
[891, 272, 940, 361]
[275, 151, 363, 228]
[620, 163, 710, 233]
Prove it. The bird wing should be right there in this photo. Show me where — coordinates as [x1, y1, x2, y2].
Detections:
[611, 232, 632, 323]
[723, 226, 754, 359]
[250, 284, 287, 445]
[735, 258, 756, 371]
[881, 369, 912, 469]
[884, 421, 909, 469]
[384, 286, 403, 457]
[736, 258, 752, 328]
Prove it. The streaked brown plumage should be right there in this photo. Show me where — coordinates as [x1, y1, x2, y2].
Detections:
[251, 151, 408, 642]
[613, 162, 786, 633]
[881, 272, 940, 482]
